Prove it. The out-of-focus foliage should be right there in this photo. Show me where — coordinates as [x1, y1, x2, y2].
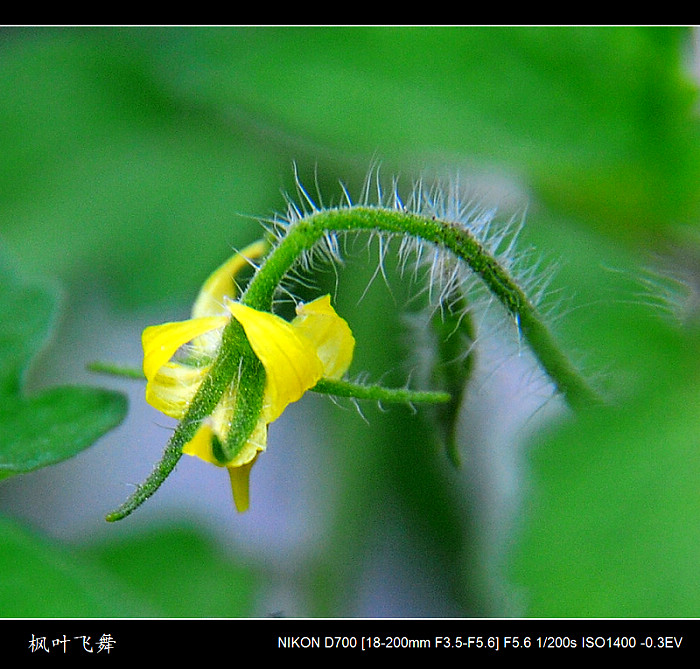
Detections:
[82, 525, 258, 617]
[0, 517, 256, 617]
[0, 26, 699, 618]
[514, 330, 700, 617]
[0, 247, 127, 478]
[0, 515, 151, 617]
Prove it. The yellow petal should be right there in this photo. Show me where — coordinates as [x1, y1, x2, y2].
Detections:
[227, 422, 267, 512]
[182, 423, 216, 463]
[227, 301, 324, 423]
[146, 361, 208, 418]
[191, 240, 269, 319]
[142, 316, 228, 382]
[292, 295, 355, 380]
[234, 418, 268, 467]
[182, 400, 267, 467]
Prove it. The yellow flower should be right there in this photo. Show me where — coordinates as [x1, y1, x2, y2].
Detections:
[141, 241, 355, 512]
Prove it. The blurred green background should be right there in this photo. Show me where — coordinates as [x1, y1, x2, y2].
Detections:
[1, 26, 699, 617]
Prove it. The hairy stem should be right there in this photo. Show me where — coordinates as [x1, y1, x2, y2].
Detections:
[312, 378, 450, 404]
[243, 206, 598, 410]
[106, 319, 257, 521]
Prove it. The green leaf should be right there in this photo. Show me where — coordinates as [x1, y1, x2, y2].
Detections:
[83, 525, 259, 617]
[0, 515, 154, 616]
[0, 247, 127, 478]
[0, 516, 258, 617]
[511, 329, 700, 617]
[147, 27, 700, 242]
[0, 29, 283, 308]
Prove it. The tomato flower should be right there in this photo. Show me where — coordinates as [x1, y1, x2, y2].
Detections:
[141, 241, 354, 512]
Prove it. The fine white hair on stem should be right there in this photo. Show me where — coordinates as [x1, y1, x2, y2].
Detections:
[282, 169, 527, 276]
[263, 167, 571, 368]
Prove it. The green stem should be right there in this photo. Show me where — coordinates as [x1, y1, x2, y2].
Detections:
[312, 378, 450, 404]
[106, 319, 257, 522]
[86, 361, 144, 379]
[87, 360, 449, 405]
[243, 206, 598, 410]
[431, 291, 475, 467]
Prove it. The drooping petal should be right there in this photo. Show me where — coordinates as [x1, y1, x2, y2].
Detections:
[142, 316, 228, 382]
[191, 240, 268, 319]
[227, 301, 324, 423]
[292, 295, 355, 380]
[181, 394, 235, 466]
[146, 361, 209, 418]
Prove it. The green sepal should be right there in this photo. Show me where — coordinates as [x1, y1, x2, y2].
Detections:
[105, 317, 256, 521]
[220, 346, 265, 464]
[430, 293, 476, 466]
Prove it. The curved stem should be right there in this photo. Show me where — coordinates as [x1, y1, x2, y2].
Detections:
[243, 206, 598, 410]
